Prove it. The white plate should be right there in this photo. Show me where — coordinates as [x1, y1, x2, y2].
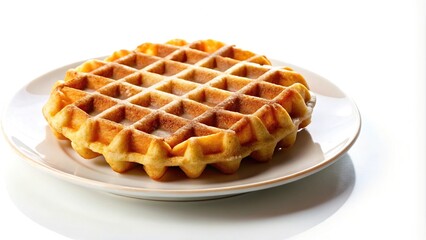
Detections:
[1, 59, 361, 201]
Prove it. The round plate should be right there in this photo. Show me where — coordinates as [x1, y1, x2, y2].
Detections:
[1, 59, 361, 201]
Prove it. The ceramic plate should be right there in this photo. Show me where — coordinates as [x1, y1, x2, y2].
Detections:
[2, 59, 361, 201]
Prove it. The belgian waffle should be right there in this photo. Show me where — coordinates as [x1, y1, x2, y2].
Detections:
[42, 39, 316, 180]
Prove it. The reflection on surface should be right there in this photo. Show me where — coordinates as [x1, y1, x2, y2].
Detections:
[5, 150, 355, 239]
[10, 136, 43, 161]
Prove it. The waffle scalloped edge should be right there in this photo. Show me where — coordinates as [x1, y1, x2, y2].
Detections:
[42, 39, 316, 180]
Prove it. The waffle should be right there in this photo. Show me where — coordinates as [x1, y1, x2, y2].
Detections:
[42, 39, 316, 180]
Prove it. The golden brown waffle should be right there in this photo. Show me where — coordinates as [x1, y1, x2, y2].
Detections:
[42, 39, 316, 180]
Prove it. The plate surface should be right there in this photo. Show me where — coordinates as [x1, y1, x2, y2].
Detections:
[2, 59, 361, 201]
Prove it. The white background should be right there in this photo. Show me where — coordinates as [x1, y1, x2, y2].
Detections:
[0, 0, 425, 239]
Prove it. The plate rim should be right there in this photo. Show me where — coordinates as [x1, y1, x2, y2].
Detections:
[1, 58, 361, 199]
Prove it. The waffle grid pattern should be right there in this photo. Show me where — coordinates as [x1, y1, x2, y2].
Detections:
[43, 39, 316, 179]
